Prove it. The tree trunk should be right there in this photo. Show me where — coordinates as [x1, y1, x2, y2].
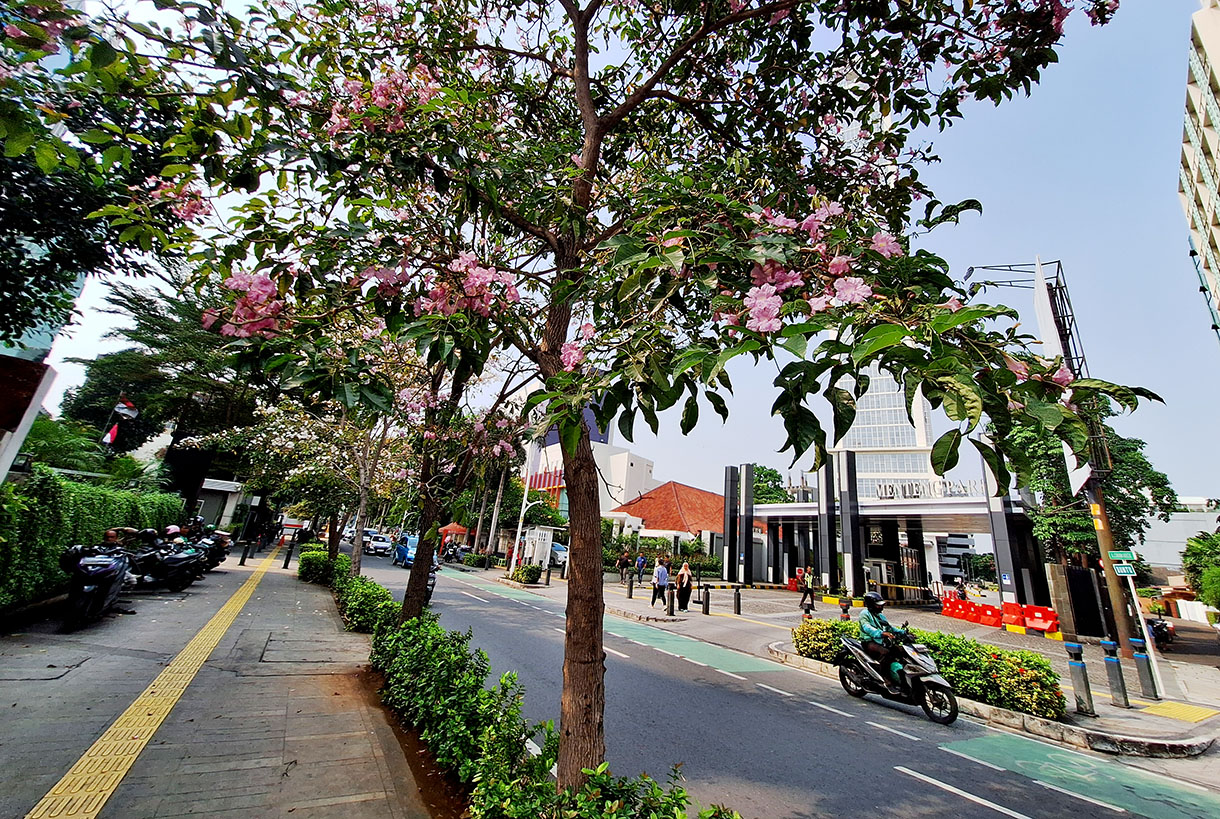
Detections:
[555, 420, 605, 789]
[401, 455, 437, 620]
[327, 512, 341, 561]
[351, 487, 368, 576]
[485, 467, 507, 556]
[472, 478, 490, 552]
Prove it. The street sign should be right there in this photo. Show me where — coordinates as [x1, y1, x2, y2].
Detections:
[1113, 565, 1137, 576]
[1108, 550, 1136, 562]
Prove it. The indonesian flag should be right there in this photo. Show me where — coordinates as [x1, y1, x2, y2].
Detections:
[101, 424, 119, 445]
[113, 396, 139, 419]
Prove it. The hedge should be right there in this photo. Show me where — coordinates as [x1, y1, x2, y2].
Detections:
[510, 564, 542, 584]
[0, 467, 183, 611]
[791, 618, 1066, 720]
[336, 575, 394, 632]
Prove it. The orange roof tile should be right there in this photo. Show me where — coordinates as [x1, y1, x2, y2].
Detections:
[611, 481, 762, 535]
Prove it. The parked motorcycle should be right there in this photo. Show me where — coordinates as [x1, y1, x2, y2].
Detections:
[59, 545, 130, 629]
[1145, 617, 1175, 651]
[123, 529, 200, 592]
[198, 530, 231, 571]
[834, 624, 959, 724]
[442, 543, 467, 563]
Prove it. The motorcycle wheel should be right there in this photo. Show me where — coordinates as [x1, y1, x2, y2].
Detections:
[839, 664, 867, 698]
[920, 684, 958, 725]
[167, 577, 192, 593]
[62, 595, 92, 632]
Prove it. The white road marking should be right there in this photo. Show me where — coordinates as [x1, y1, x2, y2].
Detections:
[716, 669, 747, 681]
[553, 628, 566, 634]
[940, 747, 1003, 771]
[604, 647, 630, 659]
[894, 766, 1031, 819]
[683, 658, 707, 667]
[1036, 781, 1126, 813]
[866, 721, 921, 741]
[459, 591, 489, 602]
[654, 648, 680, 658]
[808, 701, 854, 718]
[757, 683, 793, 697]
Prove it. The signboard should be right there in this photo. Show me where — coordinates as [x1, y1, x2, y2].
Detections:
[872, 478, 985, 501]
[1108, 550, 1136, 562]
[1113, 565, 1137, 577]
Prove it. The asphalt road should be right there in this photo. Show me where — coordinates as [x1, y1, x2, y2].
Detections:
[356, 557, 1220, 819]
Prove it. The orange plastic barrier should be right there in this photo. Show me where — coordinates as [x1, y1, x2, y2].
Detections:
[1001, 602, 1025, 626]
[1022, 604, 1059, 633]
[962, 602, 982, 623]
[977, 605, 1003, 628]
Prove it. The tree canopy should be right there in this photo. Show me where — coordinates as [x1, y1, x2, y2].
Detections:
[752, 465, 789, 504]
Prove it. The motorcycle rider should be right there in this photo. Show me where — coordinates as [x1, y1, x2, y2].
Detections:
[859, 591, 905, 693]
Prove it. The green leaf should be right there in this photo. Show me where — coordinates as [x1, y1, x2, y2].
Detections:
[705, 391, 728, 421]
[558, 417, 581, 455]
[33, 142, 59, 173]
[90, 39, 118, 68]
[617, 409, 635, 443]
[680, 395, 698, 435]
[617, 272, 642, 302]
[160, 164, 194, 177]
[78, 129, 114, 145]
[826, 387, 856, 445]
[1023, 398, 1063, 430]
[851, 324, 910, 363]
[930, 429, 963, 474]
[779, 334, 807, 359]
[4, 131, 35, 158]
[970, 438, 1011, 496]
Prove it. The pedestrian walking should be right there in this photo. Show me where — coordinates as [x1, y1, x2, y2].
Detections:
[617, 552, 630, 585]
[676, 562, 693, 612]
[650, 559, 669, 607]
[635, 553, 646, 582]
[798, 567, 817, 608]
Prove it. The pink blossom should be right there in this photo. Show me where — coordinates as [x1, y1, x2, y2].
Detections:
[808, 295, 831, 313]
[201, 308, 220, 329]
[1049, 364, 1073, 387]
[799, 213, 824, 240]
[769, 9, 790, 25]
[869, 232, 903, 259]
[560, 342, 585, 372]
[1007, 399, 1025, 412]
[827, 255, 854, 276]
[496, 418, 510, 429]
[772, 268, 804, 293]
[833, 277, 873, 304]
[937, 297, 964, 313]
[4, 24, 21, 37]
[765, 211, 800, 230]
[743, 284, 783, 334]
[580, 322, 595, 341]
[1004, 355, 1030, 381]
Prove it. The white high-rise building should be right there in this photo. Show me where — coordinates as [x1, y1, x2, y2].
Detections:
[1179, 0, 1220, 345]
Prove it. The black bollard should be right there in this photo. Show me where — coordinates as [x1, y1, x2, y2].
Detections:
[803, 603, 813, 620]
[702, 585, 711, 615]
[545, 564, 552, 586]
[839, 597, 852, 621]
[1130, 638, 1161, 700]
[666, 587, 675, 617]
[239, 544, 250, 566]
[1100, 640, 1131, 708]
[1065, 642, 1097, 716]
[733, 587, 741, 615]
[282, 545, 294, 569]
[626, 574, 634, 599]
[560, 560, 567, 580]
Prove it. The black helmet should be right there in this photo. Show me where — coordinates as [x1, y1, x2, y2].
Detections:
[863, 591, 886, 613]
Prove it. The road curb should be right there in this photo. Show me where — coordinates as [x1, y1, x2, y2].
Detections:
[605, 605, 685, 624]
[765, 642, 1216, 758]
[495, 577, 545, 590]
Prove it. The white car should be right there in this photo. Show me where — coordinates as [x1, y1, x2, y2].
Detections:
[362, 533, 392, 556]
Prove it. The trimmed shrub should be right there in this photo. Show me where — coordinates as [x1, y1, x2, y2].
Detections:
[298, 541, 328, 554]
[510, 564, 542, 584]
[1199, 565, 1220, 610]
[792, 618, 858, 662]
[0, 467, 182, 611]
[790, 619, 1065, 719]
[336, 575, 394, 632]
[463, 553, 485, 567]
[297, 551, 334, 585]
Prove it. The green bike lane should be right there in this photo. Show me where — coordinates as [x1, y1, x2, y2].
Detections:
[443, 571, 1220, 818]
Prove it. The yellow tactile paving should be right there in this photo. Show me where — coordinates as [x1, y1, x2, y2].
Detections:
[25, 548, 282, 819]
[1140, 700, 1220, 723]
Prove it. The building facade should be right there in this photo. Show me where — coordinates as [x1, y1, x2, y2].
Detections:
[1180, 0, 1220, 345]
[531, 441, 660, 519]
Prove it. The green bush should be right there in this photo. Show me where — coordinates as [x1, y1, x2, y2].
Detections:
[371, 613, 740, 818]
[790, 618, 1065, 719]
[336, 575, 394, 632]
[1198, 566, 1220, 610]
[791, 618, 859, 662]
[297, 551, 334, 584]
[511, 564, 542, 584]
[0, 467, 182, 611]
[298, 540, 328, 554]
[1136, 587, 1161, 598]
[463, 553, 485, 567]
[687, 555, 723, 576]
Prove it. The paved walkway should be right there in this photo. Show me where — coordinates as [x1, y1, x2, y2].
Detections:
[1, 549, 446, 819]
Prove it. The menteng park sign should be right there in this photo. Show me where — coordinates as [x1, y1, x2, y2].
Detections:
[871, 478, 986, 501]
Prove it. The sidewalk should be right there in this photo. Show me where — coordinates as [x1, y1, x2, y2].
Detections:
[1, 550, 450, 819]
[486, 569, 1220, 752]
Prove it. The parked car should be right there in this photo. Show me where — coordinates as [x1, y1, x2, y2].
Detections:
[363, 533, 392, 556]
[549, 543, 569, 568]
[392, 535, 420, 567]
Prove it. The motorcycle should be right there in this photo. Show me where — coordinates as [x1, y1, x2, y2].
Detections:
[122, 529, 200, 592]
[442, 543, 467, 563]
[834, 624, 959, 725]
[59, 544, 130, 629]
[1145, 617, 1175, 651]
[199, 530, 231, 571]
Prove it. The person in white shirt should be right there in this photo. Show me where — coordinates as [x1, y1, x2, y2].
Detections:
[650, 558, 669, 607]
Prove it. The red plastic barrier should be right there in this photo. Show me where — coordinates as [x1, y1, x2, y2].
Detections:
[1022, 604, 1059, 632]
[1001, 602, 1025, 626]
[963, 602, 983, 623]
[977, 605, 1003, 628]
[787, 578, 799, 592]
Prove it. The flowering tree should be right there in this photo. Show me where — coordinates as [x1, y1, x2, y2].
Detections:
[4, 0, 1153, 787]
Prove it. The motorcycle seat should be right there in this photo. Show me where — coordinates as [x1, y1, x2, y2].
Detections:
[843, 637, 863, 649]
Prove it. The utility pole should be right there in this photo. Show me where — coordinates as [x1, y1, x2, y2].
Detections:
[1085, 482, 1135, 657]
[485, 468, 507, 557]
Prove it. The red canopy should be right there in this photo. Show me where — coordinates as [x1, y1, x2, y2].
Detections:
[438, 522, 468, 534]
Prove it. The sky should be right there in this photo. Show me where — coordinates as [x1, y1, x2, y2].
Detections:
[43, 2, 1220, 497]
